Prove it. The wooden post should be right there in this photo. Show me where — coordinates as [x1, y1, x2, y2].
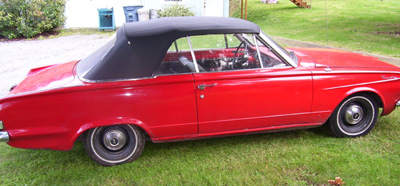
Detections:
[241, 0, 243, 19]
[245, 0, 248, 20]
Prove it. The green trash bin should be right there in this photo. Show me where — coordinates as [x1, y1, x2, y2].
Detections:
[98, 8, 115, 30]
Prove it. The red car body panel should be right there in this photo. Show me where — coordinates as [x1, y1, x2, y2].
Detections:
[3, 70, 199, 150]
[194, 67, 313, 133]
[11, 61, 78, 94]
[293, 48, 400, 116]
[1, 46, 400, 151]
[293, 48, 396, 68]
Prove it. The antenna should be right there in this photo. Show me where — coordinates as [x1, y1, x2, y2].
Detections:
[324, 0, 331, 72]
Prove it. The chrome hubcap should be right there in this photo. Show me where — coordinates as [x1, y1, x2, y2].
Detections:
[103, 130, 126, 151]
[345, 105, 363, 125]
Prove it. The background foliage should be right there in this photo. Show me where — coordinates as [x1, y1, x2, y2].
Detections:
[158, 4, 195, 17]
[231, 0, 400, 57]
[0, 0, 65, 39]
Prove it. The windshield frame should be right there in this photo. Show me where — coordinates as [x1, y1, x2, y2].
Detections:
[258, 31, 298, 67]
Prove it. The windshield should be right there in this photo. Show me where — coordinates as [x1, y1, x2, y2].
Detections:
[77, 34, 117, 78]
[259, 31, 298, 66]
[260, 32, 289, 55]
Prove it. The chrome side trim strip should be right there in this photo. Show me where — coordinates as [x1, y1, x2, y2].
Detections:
[0, 131, 9, 142]
[78, 75, 156, 83]
[313, 70, 400, 75]
[323, 78, 400, 90]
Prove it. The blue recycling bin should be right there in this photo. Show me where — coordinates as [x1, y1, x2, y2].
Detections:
[98, 8, 116, 30]
[123, 6, 143, 23]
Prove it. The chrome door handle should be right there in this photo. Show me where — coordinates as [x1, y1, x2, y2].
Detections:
[197, 83, 217, 90]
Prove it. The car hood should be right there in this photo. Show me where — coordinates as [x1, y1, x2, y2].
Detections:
[9, 61, 78, 95]
[291, 48, 397, 69]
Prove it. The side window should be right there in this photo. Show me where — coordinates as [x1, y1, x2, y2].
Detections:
[154, 37, 195, 76]
[190, 34, 262, 72]
[155, 33, 289, 76]
[167, 37, 190, 52]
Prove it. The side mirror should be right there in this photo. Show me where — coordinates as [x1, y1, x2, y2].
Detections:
[289, 50, 295, 57]
[289, 50, 299, 63]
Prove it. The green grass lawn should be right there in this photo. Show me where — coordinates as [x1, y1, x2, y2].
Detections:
[234, 0, 400, 57]
[21, 28, 115, 41]
[56, 28, 115, 37]
[1, 110, 399, 185]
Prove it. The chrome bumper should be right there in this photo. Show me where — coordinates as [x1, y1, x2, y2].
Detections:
[0, 131, 9, 142]
[397, 101, 400, 107]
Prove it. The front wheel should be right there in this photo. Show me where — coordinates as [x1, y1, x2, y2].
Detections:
[84, 125, 145, 166]
[329, 95, 378, 137]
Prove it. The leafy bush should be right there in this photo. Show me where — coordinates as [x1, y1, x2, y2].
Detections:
[158, 5, 195, 17]
[0, 0, 65, 39]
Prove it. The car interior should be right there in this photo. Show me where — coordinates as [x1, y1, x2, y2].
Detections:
[154, 33, 287, 76]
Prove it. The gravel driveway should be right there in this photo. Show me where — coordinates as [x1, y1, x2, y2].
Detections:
[0, 34, 110, 98]
[1, 34, 399, 98]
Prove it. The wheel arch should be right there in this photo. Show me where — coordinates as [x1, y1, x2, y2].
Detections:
[329, 92, 380, 137]
[341, 88, 384, 113]
[71, 117, 154, 145]
[323, 88, 384, 124]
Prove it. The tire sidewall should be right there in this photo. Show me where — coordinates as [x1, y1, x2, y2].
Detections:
[330, 95, 378, 137]
[84, 125, 145, 166]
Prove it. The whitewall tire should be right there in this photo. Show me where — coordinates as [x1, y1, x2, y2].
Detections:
[84, 125, 145, 166]
[329, 95, 378, 137]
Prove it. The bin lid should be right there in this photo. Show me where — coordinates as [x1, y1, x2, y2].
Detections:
[98, 7, 113, 11]
[123, 6, 143, 11]
[124, 5, 144, 7]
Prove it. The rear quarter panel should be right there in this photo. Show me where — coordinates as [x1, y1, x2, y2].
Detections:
[0, 74, 197, 150]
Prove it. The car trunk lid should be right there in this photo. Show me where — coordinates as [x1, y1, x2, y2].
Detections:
[9, 61, 78, 95]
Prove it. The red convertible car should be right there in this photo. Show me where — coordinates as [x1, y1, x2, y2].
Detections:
[1, 17, 400, 166]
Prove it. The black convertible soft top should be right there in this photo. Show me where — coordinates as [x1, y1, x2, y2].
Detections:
[77, 17, 260, 81]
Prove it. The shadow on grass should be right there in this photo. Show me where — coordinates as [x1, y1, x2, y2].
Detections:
[142, 125, 334, 159]
[307, 122, 334, 137]
[2, 124, 335, 169]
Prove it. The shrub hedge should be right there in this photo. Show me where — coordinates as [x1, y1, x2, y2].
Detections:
[158, 5, 195, 17]
[0, 0, 65, 39]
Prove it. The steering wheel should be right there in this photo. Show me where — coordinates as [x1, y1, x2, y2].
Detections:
[232, 41, 246, 69]
[233, 41, 245, 64]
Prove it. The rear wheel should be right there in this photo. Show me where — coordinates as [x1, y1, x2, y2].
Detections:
[329, 95, 378, 137]
[84, 125, 145, 166]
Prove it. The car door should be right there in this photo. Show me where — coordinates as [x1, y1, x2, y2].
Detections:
[145, 39, 199, 137]
[188, 34, 313, 133]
